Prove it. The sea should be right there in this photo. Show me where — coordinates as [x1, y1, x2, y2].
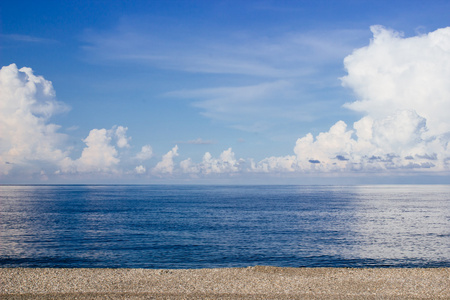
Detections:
[1, 185, 449, 269]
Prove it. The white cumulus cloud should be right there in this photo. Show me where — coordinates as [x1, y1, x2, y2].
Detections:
[0, 64, 69, 175]
[253, 26, 450, 174]
[115, 126, 130, 148]
[135, 165, 146, 174]
[77, 128, 119, 172]
[136, 145, 153, 160]
[153, 145, 179, 174]
[342, 25, 450, 136]
[250, 155, 297, 173]
[60, 127, 123, 173]
[180, 148, 243, 175]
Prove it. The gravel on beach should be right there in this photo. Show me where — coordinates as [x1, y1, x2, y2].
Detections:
[1, 266, 449, 299]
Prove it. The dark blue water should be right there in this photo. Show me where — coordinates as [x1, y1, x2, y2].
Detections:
[1, 185, 449, 268]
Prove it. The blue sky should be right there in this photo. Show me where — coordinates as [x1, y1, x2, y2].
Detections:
[1, 0, 450, 183]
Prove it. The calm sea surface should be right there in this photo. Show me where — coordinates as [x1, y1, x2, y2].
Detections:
[1, 185, 449, 268]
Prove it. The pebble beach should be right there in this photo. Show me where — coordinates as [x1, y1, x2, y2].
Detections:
[1, 266, 449, 299]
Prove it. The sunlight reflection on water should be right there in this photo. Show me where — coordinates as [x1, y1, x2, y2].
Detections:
[1, 185, 449, 268]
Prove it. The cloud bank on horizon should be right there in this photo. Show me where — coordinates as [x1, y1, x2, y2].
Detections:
[1, 26, 449, 181]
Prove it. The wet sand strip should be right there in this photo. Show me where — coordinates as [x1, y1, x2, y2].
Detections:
[1, 266, 449, 299]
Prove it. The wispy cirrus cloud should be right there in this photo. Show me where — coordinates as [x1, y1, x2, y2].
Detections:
[176, 138, 215, 145]
[166, 80, 325, 132]
[81, 18, 369, 133]
[82, 19, 368, 77]
[2, 34, 57, 44]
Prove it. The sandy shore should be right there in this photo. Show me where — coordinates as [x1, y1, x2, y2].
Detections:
[1, 266, 449, 299]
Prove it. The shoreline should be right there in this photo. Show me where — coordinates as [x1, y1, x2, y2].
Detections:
[2, 266, 449, 299]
